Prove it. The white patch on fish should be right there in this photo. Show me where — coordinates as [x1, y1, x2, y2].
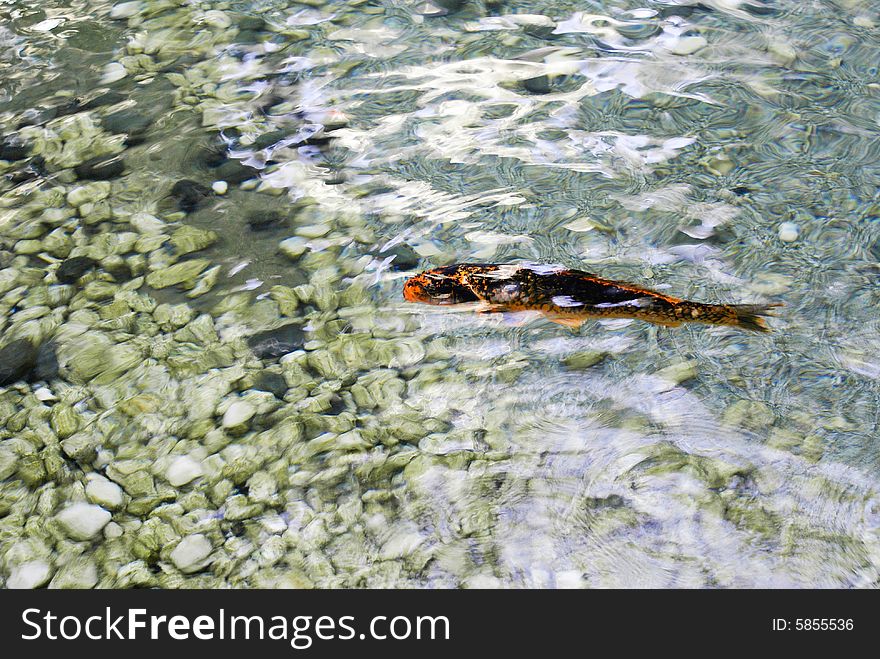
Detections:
[594, 297, 655, 309]
[474, 264, 522, 279]
[552, 295, 584, 308]
[521, 262, 567, 275]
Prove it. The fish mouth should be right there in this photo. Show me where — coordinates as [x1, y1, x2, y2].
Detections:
[403, 279, 428, 303]
[403, 274, 480, 305]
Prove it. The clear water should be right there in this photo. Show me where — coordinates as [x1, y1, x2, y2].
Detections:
[1, 0, 879, 588]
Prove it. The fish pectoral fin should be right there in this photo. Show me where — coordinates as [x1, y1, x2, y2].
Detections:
[475, 303, 505, 315]
[500, 312, 534, 327]
[546, 315, 586, 329]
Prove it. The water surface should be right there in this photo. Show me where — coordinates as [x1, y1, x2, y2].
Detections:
[1, 0, 879, 588]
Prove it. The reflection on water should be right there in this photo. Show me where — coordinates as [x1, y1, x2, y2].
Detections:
[0, 0, 879, 588]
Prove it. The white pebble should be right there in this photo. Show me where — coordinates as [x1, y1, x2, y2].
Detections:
[34, 387, 56, 401]
[379, 531, 425, 560]
[778, 222, 799, 242]
[7, 561, 53, 589]
[104, 522, 123, 539]
[667, 35, 707, 55]
[129, 212, 166, 234]
[222, 400, 256, 428]
[56, 503, 112, 540]
[86, 478, 125, 510]
[170, 534, 213, 573]
[279, 237, 309, 260]
[295, 223, 331, 238]
[32, 18, 64, 32]
[110, 2, 143, 19]
[555, 570, 586, 589]
[100, 62, 127, 84]
[212, 180, 228, 195]
[166, 455, 204, 487]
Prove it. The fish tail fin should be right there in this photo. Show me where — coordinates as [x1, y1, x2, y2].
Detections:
[726, 303, 783, 332]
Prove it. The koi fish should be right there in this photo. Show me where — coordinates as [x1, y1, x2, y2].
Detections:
[403, 263, 780, 331]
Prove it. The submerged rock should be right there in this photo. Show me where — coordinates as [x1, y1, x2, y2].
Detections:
[169, 179, 212, 212]
[145, 258, 210, 289]
[197, 143, 228, 168]
[215, 159, 255, 184]
[416, 0, 465, 16]
[252, 129, 289, 150]
[0, 135, 30, 161]
[56, 256, 97, 284]
[371, 242, 420, 270]
[56, 503, 112, 541]
[253, 372, 288, 399]
[77, 90, 126, 112]
[246, 210, 286, 232]
[101, 109, 152, 146]
[222, 401, 256, 428]
[0, 339, 38, 386]
[86, 479, 125, 510]
[170, 226, 218, 255]
[8, 156, 45, 185]
[7, 561, 53, 589]
[561, 351, 607, 370]
[279, 237, 308, 260]
[165, 455, 203, 487]
[247, 323, 306, 360]
[170, 534, 213, 573]
[75, 155, 125, 181]
[48, 558, 99, 589]
[32, 342, 60, 382]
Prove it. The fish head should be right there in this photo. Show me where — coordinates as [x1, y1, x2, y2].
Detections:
[403, 268, 480, 305]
